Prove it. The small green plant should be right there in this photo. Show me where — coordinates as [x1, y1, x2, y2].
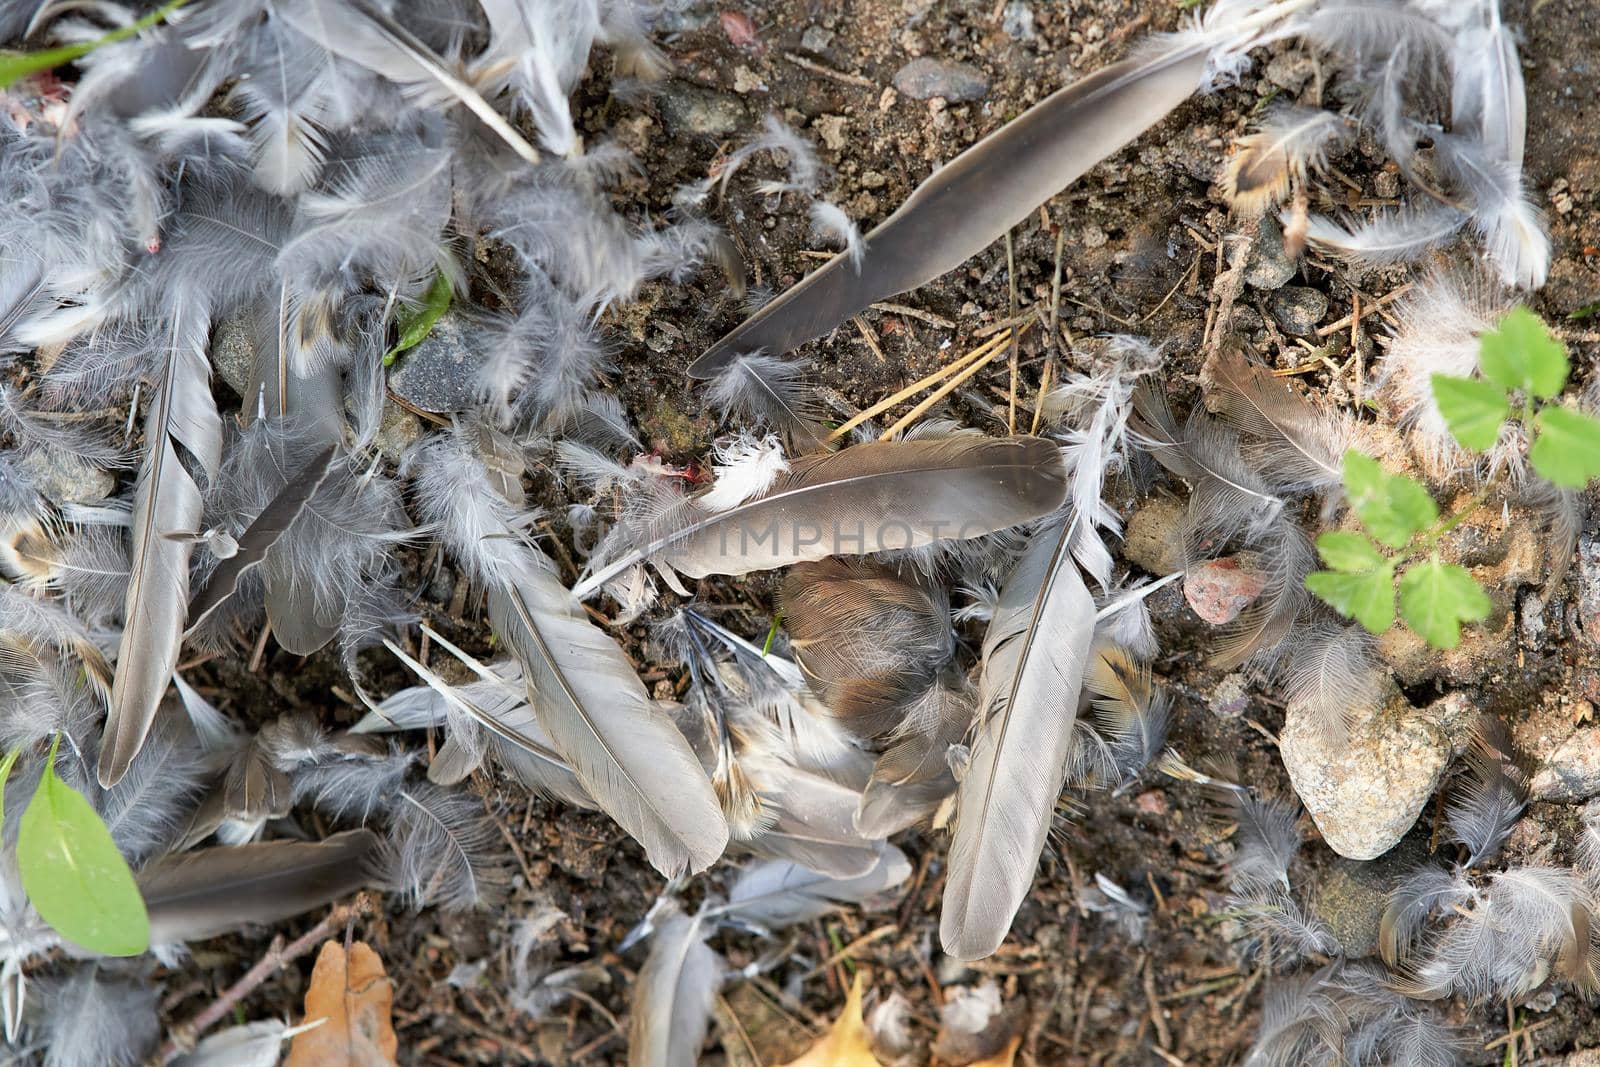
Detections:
[384, 271, 454, 365]
[0, 0, 187, 90]
[1308, 307, 1600, 648]
[3, 737, 149, 957]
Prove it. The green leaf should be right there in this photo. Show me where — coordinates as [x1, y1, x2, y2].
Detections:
[1430, 374, 1510, 451]
[0, 747, 19, 820]
[384, 272, 454, 364]
[1307, 568, 1396, 634]
[0, 0, 187, 89]
[1530, 406, 1600, 488]
[1397, 558, 1491, 650]
[1478, 306, 1569, 400]
[1315, 531, 1387, 573]
[1341, 450, 1438, 548]
[18, 737, 149, 956]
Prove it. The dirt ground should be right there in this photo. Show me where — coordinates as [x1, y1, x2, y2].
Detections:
[166, 0, 1600, 1064]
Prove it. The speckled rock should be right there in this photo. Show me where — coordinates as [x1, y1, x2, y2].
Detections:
[1184, 556, 1265, 624]
[1311, 835, 1430, 957]
[892, 58, 989, 102]
[1577, 533, 1600, 645]
[659, 84, 749, 137]
[1244, 218, 1296, 290]
[387, 313, 487, 414]
[1531, 727, 1600, 801]
[209, 307, 256, 398]
[1208, 672, 1251, 718]
[1121, 497, 1186, 575]
[1280, 677, 1450, 860]
[19, 449, 114, 505]
[1270, 286, 1330, 336]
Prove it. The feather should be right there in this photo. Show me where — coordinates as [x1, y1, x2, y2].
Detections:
[1299, 206, 1467, 266]
[1433, 132, 1549, 291]
[169, 1021, 297, 1067]
[186, 443, 338, 633]
[704, 353, 827, 453]
[1445, 716, 1527, 869]
[628, 907, 720, 1067]
[96, 719, 205, 863]
[138, 830, 380, 945]
[574, 435, 1069, 598]
[809, 201, 866, 270]
[1276, 619, 1382, 731]
[689, 0, 1310, 372]
[411, 431, 728, 876]
[384, 783, 512, 911]
[781, 559, 954, 738]
[100, 321, 221, 787]
[1130, 383, 1283, 553]
[1206, 349, 1351, 495]
[1232, 885, 1340, 963]
[281, 0, 542, 164]
[1379, 865, 1473, 968]
[699, 434, 791, 512]
[1211, 517, 1314, 669]
[1222, 107, 1352, 214]
[477, 0, 600, 156]
[1228, 791, 1303, 893]
[941, 521, 1096, 959]
[721, 846, 912, 930]
[1083, 645, 1170, 786]
[32, 967, 159, 1067]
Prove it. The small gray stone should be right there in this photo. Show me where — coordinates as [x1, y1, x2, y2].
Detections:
[1280, 676, 1449, 860]
[1577, 533, 1600, 644]
[1520, 588, 1547, 646]
[1311, 836, 1430, 958]
[1245, 218, 1296, 290]
[1001, 1, 1035, 39]
[375, 399, 423, 463]
[387, 313, 488, 415]
[892, 58, 989, 102]
[799, 25, 835, 53]
[659, 84, 749, 137]
[1208, 673, 1251, 718]
[1270, 286, 1330, 336]
[209, 308, 257, 398]
[1531, 727, 1600, 801]
[18, 449, 114, 505]
[1264, 52, 1316, 93]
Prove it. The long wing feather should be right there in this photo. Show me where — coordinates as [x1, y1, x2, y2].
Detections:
[719, 845, 912, 929]
[414, 433, 728, 876]
[138, 830, 379, 945]
[628, 908, 720, 1067]
[574, 436, 1068, 597]
[186, 444, 339, 633]
[101, 320, 222, 787]
[688, 45, 1211, 373]
[1206, 349, 1351, 493]
[941, 522, 1096, 959]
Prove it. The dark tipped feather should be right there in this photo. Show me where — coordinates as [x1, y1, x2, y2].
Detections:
[138, 830, 380, 945]
[1222, 107, 1351, 214]
[1445, 716, 1527, 869]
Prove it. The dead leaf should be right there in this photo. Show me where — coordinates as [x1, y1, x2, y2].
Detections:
[286, 940, 398, 1067]
[777, 974, 884, 1067]
[970, 1036, 1022, 1067]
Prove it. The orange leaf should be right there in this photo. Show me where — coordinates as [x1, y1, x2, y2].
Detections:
[285, 940, 398, 1067]
[778, 974, 884, 1067]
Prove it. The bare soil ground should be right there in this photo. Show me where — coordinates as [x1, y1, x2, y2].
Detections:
[167, 1, 1600, 1064]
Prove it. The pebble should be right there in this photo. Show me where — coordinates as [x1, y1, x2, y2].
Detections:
[208, 307, 256, 398]
[1270, 286, 1330, 336]
[18, 449, 114, 505]
[1183, 556, 1265, 625]
[1577, 533, 1600, 644]
[1264, 52, 1316, 93]
[1121, 497, 1186, 575]
[1279, 676, 1449, 860]
[1311, 836, 1430, 958]
[1530, 727, 1600, 801]
[1207, 673, 1251, 718]
[800, 25, 835, 53]
[1002, 1, 1035, 40]
[387, 312, 488, 414]
[659, 84, 748, 137]
[1244, 217, 1296, 290]
[375, 399, 423, 463]
[892, 58, 989, 103]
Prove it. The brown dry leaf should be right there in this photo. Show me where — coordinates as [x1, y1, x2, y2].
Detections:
[777, 973, 884, 1067]
[285, 940, 398, 1067]
[969, 1036, 1022, 1067]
